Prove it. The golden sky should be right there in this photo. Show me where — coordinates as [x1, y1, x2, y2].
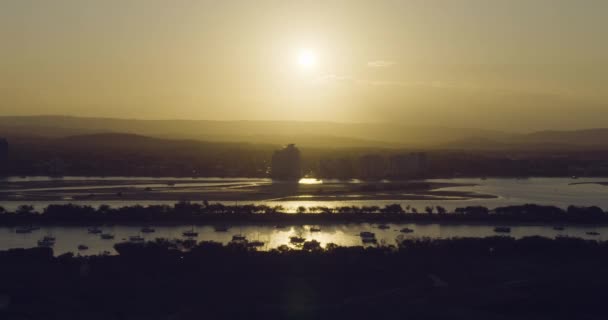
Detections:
[1, 0, 607, 131]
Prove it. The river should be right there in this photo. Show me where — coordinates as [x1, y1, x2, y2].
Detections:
[2, 223, 606, 256]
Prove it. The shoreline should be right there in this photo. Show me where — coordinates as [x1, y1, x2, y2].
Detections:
[0, 203, 607, 226]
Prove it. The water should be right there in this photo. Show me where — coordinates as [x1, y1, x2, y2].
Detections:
[2, 176, 608, 255]
[1, 223, 605, 256]
[1, 177, 607, 211]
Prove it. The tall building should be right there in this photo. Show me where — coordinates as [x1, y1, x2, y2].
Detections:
[388, 152, 428, 178]
[270, 144, 302, 181]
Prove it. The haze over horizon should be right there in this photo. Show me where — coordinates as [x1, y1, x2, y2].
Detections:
[2, 0, 608, 132]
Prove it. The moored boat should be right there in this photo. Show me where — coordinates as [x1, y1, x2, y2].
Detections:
[400, 227, 414, 233]
[141, 227, 155, 233]
[129, 235, 145, 242]
[88, 227, 103, 234]
[290, 236, 306, 244]
[232, 234, 247, 241]
[494, 227, 511, 233]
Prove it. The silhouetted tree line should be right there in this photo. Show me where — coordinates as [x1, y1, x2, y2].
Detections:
[0, 202, 607, 225]
[3, 236, 608, 319]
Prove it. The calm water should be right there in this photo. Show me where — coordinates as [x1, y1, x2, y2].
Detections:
[1, 177, 608, 255]
[1, 177, 608, 211]
[2, 223, 606, 256]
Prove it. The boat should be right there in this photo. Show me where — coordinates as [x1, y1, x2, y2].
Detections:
[586, 231, 600, 236]
[247, 240, 265, 248]
[494, 227, 511, 233]
[141, 227, 155, 233]
[77, 244, 89, 251]
[182, 230, 198, 237]
[377, 224, 390, 230]
[232, 234, 247, 241]
[400, 227, 414, 233]
[42, 235, 56, 242]
[553, 226, 565, 231]
[359, 231, 376, 238]
[129, 235, 145, 242]
[290, 236, 306, 244]
[362, 237, 378, 244]
[37, 237, 55, 247]
[214, 225, 230, 232]
[100, 233, 115, 240]
[15, 227, 32, 234]
[182, 226, 198, 237]
[310, 227, 321, 232]
[88, 227, 103, 234]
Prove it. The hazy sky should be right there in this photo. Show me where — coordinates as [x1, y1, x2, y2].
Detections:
[1, 0, 607, 131]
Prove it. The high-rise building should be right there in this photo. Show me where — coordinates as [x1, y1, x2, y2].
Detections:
[270, 144, 302, 181]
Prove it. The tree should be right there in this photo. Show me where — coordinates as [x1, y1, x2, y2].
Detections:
[436, 206, 447, 215]
[16, 205, 34, 215]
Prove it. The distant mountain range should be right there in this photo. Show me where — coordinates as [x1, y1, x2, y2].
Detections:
[1, 115, 608, 150]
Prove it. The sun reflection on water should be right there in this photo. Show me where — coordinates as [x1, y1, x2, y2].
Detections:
[298, 178, 323, 185]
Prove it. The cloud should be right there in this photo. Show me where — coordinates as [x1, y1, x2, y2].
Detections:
[367, 60, 395, 68]
[316, 74, 450, 89]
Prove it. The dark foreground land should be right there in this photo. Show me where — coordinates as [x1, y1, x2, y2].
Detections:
[1, 237, 608, 320]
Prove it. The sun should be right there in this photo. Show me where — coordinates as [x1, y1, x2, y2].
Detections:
[296, 49, 317, 69]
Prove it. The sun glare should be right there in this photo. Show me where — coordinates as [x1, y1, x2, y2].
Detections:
[296, 49, 317, 69]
